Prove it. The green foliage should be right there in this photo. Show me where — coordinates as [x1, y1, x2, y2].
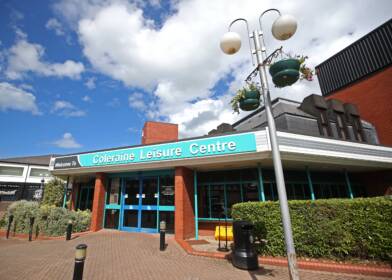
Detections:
[230, 82, 259, 114]
[2, 200, 91, 236]
[42, 178, 65, 207]
[232, 197, 392, 262]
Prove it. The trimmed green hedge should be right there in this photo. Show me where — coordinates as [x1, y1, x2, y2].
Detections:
[232, 197, 392, 261]
[42, 178, 65, 207]
[1, 200, 91, 236]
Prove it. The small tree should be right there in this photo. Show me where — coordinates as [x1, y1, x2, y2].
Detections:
[42, 178, 65, 207]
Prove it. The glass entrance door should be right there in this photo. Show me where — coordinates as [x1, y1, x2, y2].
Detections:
[120, 177, 158, 233]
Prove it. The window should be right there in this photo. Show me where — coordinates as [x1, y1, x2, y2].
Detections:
[352, 117, 365, 142]
[106, 178, 121, 204]
[318, 110, 331, 137]
[336, 113, 348, 140]
[0, 166, 24, 176]
[29, 168, 51, 177]
[159, 175, 174, 206]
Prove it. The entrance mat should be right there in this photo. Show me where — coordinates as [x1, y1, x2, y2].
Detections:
[186, 239, 210, 245]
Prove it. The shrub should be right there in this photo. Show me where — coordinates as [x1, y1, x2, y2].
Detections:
[231, 197, 392, 262]
[42, 178, 65, 207]
[2, 200, 91, 236]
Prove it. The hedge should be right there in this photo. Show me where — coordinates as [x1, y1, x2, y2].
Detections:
[41, 178, 65, 207]
[0, 200, 91, 236]
[231, 197, 392, 262]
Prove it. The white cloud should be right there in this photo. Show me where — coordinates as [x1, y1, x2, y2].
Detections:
[84, 76, 96, 89]
[51, 100, 86, 117]
[52, 132, 82, 148]
[128, 92, 146, 111]
[54, 0, 392, 137]
[82, 95, 92, 102]
[107, 97, 120, 107]
[0, 82, 40, 115]
[46, 18, 65, 36]
[5, 37, 84, 80]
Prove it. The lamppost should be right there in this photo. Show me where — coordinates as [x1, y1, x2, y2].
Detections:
[220, 9, 299, 280]
[40, 173, 46, 201]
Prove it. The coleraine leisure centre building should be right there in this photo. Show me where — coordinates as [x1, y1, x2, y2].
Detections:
[50, 93, 392, 240]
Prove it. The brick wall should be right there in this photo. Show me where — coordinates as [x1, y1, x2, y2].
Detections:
[142, 121, 178, 144]
[90, 173, 106, 232]
[325, 66, 392, 146]
[174, 167, 195, 240]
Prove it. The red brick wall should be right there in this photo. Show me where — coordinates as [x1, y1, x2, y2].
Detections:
[142, 121, 178, 144]
[70, 183, 79, 210]
[326, 66, 392, 146]
[90, 173, 106, 232]
[174, 167, 195, 240]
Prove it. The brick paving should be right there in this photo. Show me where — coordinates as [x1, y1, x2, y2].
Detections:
[0, 230, 389, 280]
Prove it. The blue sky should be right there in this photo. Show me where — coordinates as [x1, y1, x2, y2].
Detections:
[0, 0, 391, 158]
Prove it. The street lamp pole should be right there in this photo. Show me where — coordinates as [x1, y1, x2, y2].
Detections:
[221, 9, 299, 280]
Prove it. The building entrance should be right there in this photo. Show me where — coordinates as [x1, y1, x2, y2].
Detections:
[104, 171, 175, 233]
[121, 177, 158, 233]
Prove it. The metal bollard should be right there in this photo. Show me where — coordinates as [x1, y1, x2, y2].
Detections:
[29, 217, 35, 242]
[159, 221, 166, 251]
[66, 220, 73, 241]
[6, 215, 13, 239]
[73, 244, 87, 280]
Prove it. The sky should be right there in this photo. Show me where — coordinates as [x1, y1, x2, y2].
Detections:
[0, 0, 391, 158]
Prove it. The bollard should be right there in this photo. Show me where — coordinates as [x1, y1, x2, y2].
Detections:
[6, 215, 14, 239]
[73, 244, 87, 280]
[159, 220, 166, 251]
[217, 213, 229, 252]
[29, 217, 35, 242]
[66, 220, 73, 241]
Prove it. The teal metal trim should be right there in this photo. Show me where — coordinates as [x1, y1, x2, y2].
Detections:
[158, 206, 175, 211]
[62, 176, 69, 208]
[257, 164, 265, 201]
[208, 185, 212, 218]
[306, 167, 315, 201]
[194, 170, 199, 240]
[107, 169, 174, 178]
[198, 218, 233, 221]
[105, 204, 121, 210]
[199, 180, 258, 185]
[223, 184, 228, 217]
[344, 169, 354, 199]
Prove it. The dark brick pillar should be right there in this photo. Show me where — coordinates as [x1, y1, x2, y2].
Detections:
[70, 183, 79, 210]
[174, 167, 195, 240]
[90, 173, 106, 232]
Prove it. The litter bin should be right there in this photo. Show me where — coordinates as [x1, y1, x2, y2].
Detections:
[232, 220, 259, 270]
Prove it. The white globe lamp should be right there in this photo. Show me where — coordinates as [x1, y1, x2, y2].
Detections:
[271, 14, 297, 40]
[220, 31, 242, 55]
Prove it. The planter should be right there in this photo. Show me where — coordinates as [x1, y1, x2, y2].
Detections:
[269, 58, 300, 88]
[239, 90, 260, 111]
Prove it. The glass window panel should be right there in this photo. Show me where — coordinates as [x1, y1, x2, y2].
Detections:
[225, 170, 241, 182]
[242, 182, 259, 202]
[86, 187, 94, 210]
[159, 176, 174, 206]
[124, 179, 139, 205]
[210, 184, 225, 218]
[158, 211, 174, 234]
[29, 168, 51, 177]
[123, 210, 138, 227]
[78, 187, 88, 210]
[264, 182, 278, 201]
[142, 178, 158, 205]
[226, 184, 241, 218]
[241, 169, 258, 181]
[104, 209, 119, 229]
[286, 183, 295, 200]
[0, 166, 24, 176]
[197, 185, 210, 218]
[141, 210, 157, 229]
[107, 178, 121, 204]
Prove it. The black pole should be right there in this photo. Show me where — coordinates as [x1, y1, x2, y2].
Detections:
[218, 215, 221, 250]
[73, 244, 87, 280]
[224, 214, 228, 250]
[160, 230, 165, 251]
[29, 217, 35, 241]
[159, 221, 166, 251]
[66, 221, 73, 241]
[6, 215, 13, 239]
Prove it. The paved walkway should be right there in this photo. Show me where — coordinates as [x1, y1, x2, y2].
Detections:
[0, 230, 389, 280]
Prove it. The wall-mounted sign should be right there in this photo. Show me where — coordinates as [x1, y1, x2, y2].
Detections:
[52, 133, 256, 170]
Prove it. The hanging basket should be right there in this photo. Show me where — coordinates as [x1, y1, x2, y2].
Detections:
[269, 58, 300, 88]
[239, 90, 260, 111]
